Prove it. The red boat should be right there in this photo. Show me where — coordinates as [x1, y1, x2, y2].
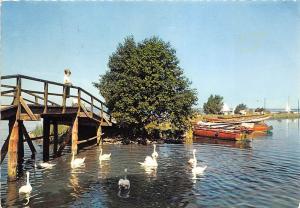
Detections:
[239, 123, 272, 132]
[253, 123, 272, 132]
[193, 127, 247, 141]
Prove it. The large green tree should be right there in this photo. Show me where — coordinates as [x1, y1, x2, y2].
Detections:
[203, 95, 223, 114]
[94, 36, 197, 138]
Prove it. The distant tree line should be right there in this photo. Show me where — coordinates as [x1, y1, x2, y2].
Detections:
[203, 94, 251, 115]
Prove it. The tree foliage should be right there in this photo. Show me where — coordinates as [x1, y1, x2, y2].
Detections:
[203, 95, 223, 114]
[94, 36, 197, 138]
[234, 103, 247, 114]
[255, 107, 264, 112]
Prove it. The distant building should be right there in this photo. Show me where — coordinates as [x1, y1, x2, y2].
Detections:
[239, 109, 247, 115]
[285, 103, 291, 113]
[221, 103, 231, 115]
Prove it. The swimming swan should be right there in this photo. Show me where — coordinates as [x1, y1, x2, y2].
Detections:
[35, 161, 55, 169]
[192, 164, 207, 175]
[99, 148, 111, 161]
[139, 156, 158, 168]
[71, 152, 85, 168]
[151, 144, 158, 158]
[188, 149, 197, 166]
[19, 171, 32, 194]
[118, 168, 130, 190]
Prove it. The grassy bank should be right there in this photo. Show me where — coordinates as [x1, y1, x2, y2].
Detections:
[30, 124, 69, 137]
[268, 112, 300, 120]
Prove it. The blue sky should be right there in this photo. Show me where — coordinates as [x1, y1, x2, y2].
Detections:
[2, 1, 300, 109]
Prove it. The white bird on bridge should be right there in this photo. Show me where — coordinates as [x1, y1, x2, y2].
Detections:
[19, 171, 32, 194]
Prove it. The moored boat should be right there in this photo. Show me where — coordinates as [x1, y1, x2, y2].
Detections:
[193, 127, 248, 141]
[197, 121, 272, 133]
[204, 115, 270, 124]
[253, 123, 273, 132]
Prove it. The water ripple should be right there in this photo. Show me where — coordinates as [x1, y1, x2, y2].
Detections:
[0, 120, 300, 207]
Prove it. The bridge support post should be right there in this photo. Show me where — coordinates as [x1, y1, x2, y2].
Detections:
[43, 118, 50, 161]
[7, 120, 19, 181]
[72, 117, 79, 155]
[18, 121, 24, 164]
[97, 125, 102, 145]
[53, 121, 58, 157]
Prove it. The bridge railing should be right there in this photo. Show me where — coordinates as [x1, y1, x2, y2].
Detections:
[1, 74, 112, 123]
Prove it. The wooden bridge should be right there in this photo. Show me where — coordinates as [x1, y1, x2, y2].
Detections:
[1, 74, 115, 181]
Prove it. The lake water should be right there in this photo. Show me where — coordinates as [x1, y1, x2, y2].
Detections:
[0, 119, 300, 207]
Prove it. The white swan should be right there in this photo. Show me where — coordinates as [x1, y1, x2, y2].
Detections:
[188, 149, 197, 166]
[71, 152, 85, 168]
[19, 171, 32, 194]
[118, 168, 130, 190]
[152, 144, 158, 158]
[192, 164, 207, 175]
[139, 156, 158, 169]
[35, 161, 55, 169]
[99, 148, 111, 161]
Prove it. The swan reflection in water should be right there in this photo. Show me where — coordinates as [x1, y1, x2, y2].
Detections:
[20, 193, 35, 207]
[118, 169, 130, 199]
[69, 170, 82, 198]
[143, 166, 157, 180]
[117, 189, 130, 199]
[98, 159, 111, 179]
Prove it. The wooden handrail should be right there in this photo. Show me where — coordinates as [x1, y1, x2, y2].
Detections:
[22, 91, 60, 106]
[44, 82, 48, 113]
[1, 74, 112, 123]
[1, 74, 106, 104]
[1, 90, 16, 95]
[1, 84, 16, 89]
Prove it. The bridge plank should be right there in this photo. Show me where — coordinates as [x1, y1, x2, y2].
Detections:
[19, 96, 37, 120]
[80, 102, 90, 118]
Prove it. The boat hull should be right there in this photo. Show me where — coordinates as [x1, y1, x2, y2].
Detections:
[193, 128, 246, 141]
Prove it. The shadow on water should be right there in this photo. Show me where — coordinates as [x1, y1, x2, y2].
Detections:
[193, 136, 252, 149]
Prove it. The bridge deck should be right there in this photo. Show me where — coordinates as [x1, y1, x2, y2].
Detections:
[0, 105, 111, 126]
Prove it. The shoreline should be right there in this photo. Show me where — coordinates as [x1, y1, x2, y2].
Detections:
[192, 112, 300, 124]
